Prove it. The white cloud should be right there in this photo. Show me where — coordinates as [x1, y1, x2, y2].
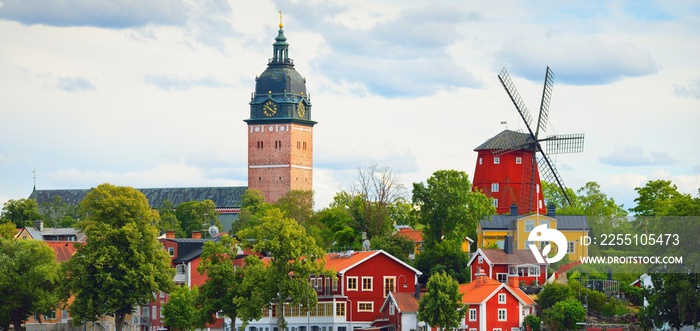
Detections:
[57, 76, 95, 92]
[599, 146, 676, 167]
[674, 78, 700, 99]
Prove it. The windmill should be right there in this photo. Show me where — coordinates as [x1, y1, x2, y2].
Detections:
[490, 67, 584, 214]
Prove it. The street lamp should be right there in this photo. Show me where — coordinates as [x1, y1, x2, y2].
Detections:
[397, 275, 408, 289]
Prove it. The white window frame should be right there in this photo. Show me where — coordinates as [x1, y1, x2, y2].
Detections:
[389, 303, 395, 315]
[357, 302, 374, 312]
[479, 157, 483, 165]
[477, 255, 483, 264]
[361, 277, 373, 291]
[515, 157, 522, 164]
[492, 198, 499, 208]
[498, 308, 507, 321]
[540, 220, 549, 228]
[469, 308, 477, 321]
[498, 293, 506, 304]
[525, 220, 535, 232]
[567, 241, 575, 253]
[347, 277, 358, 291]
[497, 273, 508, 283]
[494, 156, 500, 164]
[491, 183, 499, 193]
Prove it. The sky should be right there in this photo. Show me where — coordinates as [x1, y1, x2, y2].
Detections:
[1, 0, 699, 212]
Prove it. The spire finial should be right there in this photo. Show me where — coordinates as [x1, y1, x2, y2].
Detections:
[279, 11, 283, 28]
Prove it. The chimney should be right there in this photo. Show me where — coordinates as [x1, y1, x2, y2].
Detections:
[504, 235, 514, 255]
[508, 274, 520, 288]
[192, 231, 202, 239]
[547, 203, 556, 217]
[475, 268, 487, 286]
[34, 220, 44, 232]
[510, 203, 518, 216]
[165, 231, 175, 239]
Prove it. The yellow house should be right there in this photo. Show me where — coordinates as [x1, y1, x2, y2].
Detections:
[478, 205, 589, 262]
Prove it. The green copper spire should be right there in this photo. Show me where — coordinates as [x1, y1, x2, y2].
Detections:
[272, 11, 290, 63]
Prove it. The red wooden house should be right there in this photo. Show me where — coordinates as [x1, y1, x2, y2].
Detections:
[460, 270, 536, 331]
[468, 248, 547, 286]
[241, 250, 422, 331]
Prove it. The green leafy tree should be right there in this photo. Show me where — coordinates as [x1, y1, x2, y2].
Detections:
[238, 207, 328, 329]
[412, 170, 494, 249]
[275, 190, 314, 226]
[163, 285, 200, 331]
[630, 179, 686, 216]
[38, 195, 79, 228]
[370, 233, 415, 262]
[541, 299, 585, 331]
[536, 282, 570, 311]
[230, 189, 272, 235]
[0, 238, 60, 331]
[523, 315, 541, 331]
[176, 200, 221, 238]
[196, 235, 265, 331]
[61, 183, 175, 331]
[412, 170, 494, 282]
[1, 198, 42, 228]
[0, 222, 16, 239]
[414, 240, 470, 283]
[314, 202, 357, 250]
[417, 271, 465, 331]
[157, 199, 182, 237]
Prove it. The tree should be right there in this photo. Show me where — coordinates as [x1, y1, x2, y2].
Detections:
[412, 170, 494, 249]
[1, 198, 41, 228]
[370, 233, 415, 262]
[38, 195, 79, 228]
[417, 271, 465, 331]
[196, 235, 265, 331]
[0, 222, 16, 239]
[163, 285, 200, 331]
[156, 199, 182, 237]
[275, 190, 314, 226]
[0, 238, 60, 331]
[176, 200, 222, 238]
[238, 207, 328, 329]
[630, 179, 685, 216]
[61, 183, 175, 331]
[541, 299, 585, 331]
[343, 164, 408, 239]
[639, 273, 700, 330]
[536, 282, 570, 311]
[414, 240, 470, 283]
[523, 315, 541, 331]
[230, 189, 272, 235]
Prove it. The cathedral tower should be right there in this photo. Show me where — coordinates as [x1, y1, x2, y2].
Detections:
[245, 15, 316, 202]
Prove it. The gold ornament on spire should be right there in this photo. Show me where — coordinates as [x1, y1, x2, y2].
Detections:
[279, 11, 283, 28]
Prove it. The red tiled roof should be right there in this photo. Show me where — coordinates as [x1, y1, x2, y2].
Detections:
[460, 276, 535, 306]
[392, 291, 422, 313]
[395, 228, 423, 243]
[324, 251, 378, 273]
[44, 241, 78, 262]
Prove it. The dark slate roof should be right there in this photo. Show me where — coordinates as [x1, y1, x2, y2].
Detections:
[30, 186, 247, 209]
[474, 129, 535, 151]
[480, 214, 588, 230]
[167, 237, 220, 264]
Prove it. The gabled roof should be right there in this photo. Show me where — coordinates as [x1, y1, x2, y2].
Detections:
[380, 291, 422, 315]
[474, 129, 535, 151]
[468, 248, 545, 267]
[30, 186, 247, 209]
[459, 276, 535, 306]
[324, 250, 422, 276]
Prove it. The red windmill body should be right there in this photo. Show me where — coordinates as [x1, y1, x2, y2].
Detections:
[473, 67, 584, 215]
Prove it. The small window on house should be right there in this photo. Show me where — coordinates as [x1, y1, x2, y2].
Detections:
[498, 293, 506, 304]
[347, 277, 358, 291]
[479, 157, 483, 165]
[477, 255, 483, 263]
[361, 277, 373, 291]
[492, 198, 499, 208]
[358, 302, 373, 312]
[389, 303, 395, 315]
[335, 303, 346, 316]
[491, 183, 499, 192]
[540, 220, 549, 228]
[515, 157, 522, 164]
[469, 308, 477, 321]
[525, 220, 535, 232]
[498, 309, 507, 321]
[168, 247, 174, 256]
[494, 156, 500, 164]
[567, 241, 575, 253]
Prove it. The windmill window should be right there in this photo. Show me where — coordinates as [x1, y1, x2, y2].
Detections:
[491, 183, 499, 192]
[492, 198, 498, 208]
[479, 157, 483, 165]
[494, 156, 500, 164]
[515, 157, 522, 164]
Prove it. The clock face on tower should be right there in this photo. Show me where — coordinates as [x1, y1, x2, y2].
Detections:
[262, 100, 277, 117]
[297, 101, 306, 118]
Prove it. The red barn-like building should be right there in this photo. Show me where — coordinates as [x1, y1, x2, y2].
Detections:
[472, 130, 545, 215]
[467, 248, 548, 287]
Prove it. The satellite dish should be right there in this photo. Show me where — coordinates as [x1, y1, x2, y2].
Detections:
[208, 225, 219, 237]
